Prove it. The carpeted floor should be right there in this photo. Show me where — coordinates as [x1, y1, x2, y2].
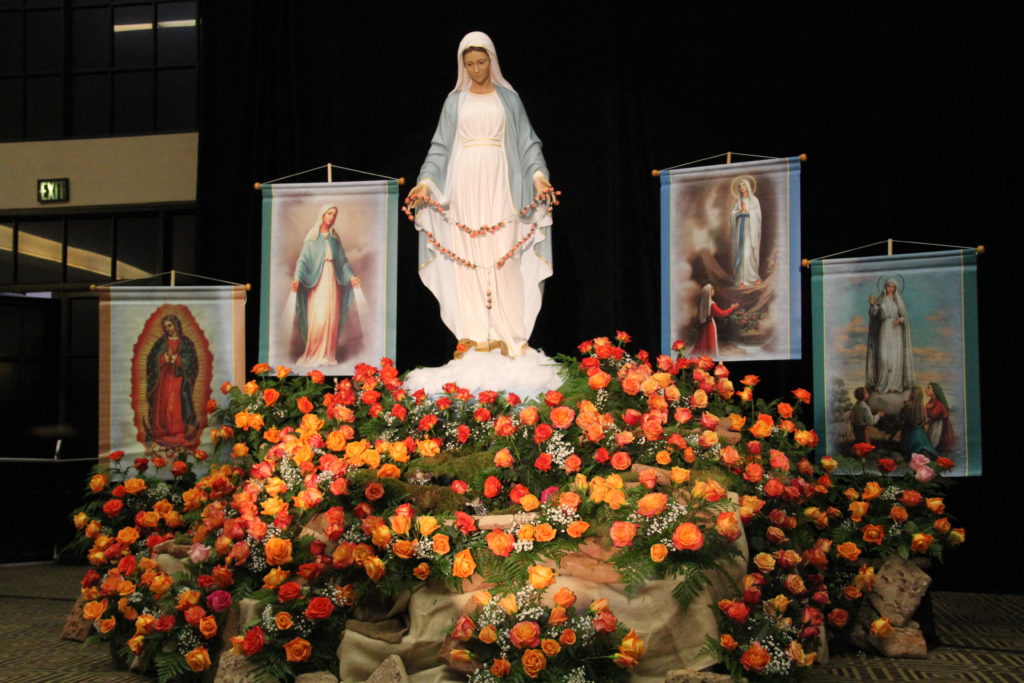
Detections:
[1, 563, 1022, 682]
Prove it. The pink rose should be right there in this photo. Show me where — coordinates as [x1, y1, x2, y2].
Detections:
[206, 590, 232, 613]
[189, 543, 211, 564]
[914, 466, 936, 483]
[908, 453, 930, 472]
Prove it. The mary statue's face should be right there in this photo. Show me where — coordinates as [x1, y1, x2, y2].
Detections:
[323, 207, 338, 227]
[885, 282, 896, 295]
[463, 49, 491, 87]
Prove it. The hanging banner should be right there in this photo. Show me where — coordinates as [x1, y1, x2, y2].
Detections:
[660, 157, 802, 360]
[98, 286, 246, 462]
[811, 250, 981, 476]
[259, 180, 398, 374]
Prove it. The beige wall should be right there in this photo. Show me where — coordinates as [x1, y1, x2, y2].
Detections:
[0, 133, 198, 211]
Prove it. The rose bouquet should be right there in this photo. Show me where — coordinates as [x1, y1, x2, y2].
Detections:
[447, 584, 643, 682]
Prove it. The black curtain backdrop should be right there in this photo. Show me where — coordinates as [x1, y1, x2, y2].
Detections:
[195, 3, 1014, 591]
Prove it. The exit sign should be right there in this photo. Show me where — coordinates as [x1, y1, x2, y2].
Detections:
[37, 178, 70, 203]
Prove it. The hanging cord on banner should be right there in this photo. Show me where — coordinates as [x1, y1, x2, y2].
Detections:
[254, 163, 404, 190]
[651, 151, 807, 177]
[91, 270, 251, 290]
[801, 240, 985, 267]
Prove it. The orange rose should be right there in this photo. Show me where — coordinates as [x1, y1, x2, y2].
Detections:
[509, 621, 541, 649]
[862, 481, 883, 501]
[752, 552, 776, 572]
[275, 611, 293, 630]
[848, 501, 869, 522]
[283, 636, 312, 662]
[749, 414, 773, 438]
[526, 523, 551, 542]
[890, 505, 908, 523]
[559, 628, 577, 645]
[911, 533, 934, 554]
[486, 529, 514, 557]
[184, 646, 211, 671]
[391, 539, 416, 559]
[619, 629, 645, 661]
[432, 533, 451, 555]
[836, 541, 862, 562]
[861, 524, 885, 545]
[566, 521, 589, 538]
[539, 638, 561, 657]
[493, 448, 514, 468]
[521, 649, 547, 678]
[870, 617, 892, 637]
[610, 521, 638, 548]
[264, 537, 293, 566]
[413, 562, 431, 580]
[740, 642, 770, 673]
[452, 549, 476, 578]
[672, 522, 703, 551]
[549, 406, 575, 429]
[198, 615, 218, 639]
[363, 556, 386, 581]
[650, 543, 668, 563]
[715, 511, 741, 541]
[636, 492, 668, 517]
[479, 624, 498, 644]
[490, 658, 511, 677]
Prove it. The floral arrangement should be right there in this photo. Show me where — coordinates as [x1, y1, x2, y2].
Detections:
[68, 333, 963, 681]
[450, 585, 643, 682]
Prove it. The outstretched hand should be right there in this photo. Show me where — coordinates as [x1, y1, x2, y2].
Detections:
[407, 182, 431, 209]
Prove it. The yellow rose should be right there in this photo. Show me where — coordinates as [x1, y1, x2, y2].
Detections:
[452, 549, 476, 579]
[417, 515, 440, 536]
[527, 566, 556, 590]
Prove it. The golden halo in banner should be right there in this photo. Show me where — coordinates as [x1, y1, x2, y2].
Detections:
[729, 174, 758, 198]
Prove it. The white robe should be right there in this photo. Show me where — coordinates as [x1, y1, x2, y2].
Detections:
[417, 90, 551, 357]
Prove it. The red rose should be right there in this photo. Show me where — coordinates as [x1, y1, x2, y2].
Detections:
[102, 499, 124, 517]
[719, 599, 750, 623]
[454, 511, 477, 534]
[544, 390, 563, 406]
[483, 476, 502, 499]
[242, 625, 265, 655]
[305, 596, 334, 620]
[533, 424, 553, 443]
[277, 582, 303, 602]
[451, 480, 469, 494]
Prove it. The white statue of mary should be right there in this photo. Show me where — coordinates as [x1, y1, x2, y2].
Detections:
[408, 31, 554, 360]
[403, 31, 560, 398]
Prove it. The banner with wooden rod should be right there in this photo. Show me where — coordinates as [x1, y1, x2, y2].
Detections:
[808, 243, 982, 476]
[657, 153, 805, 361]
